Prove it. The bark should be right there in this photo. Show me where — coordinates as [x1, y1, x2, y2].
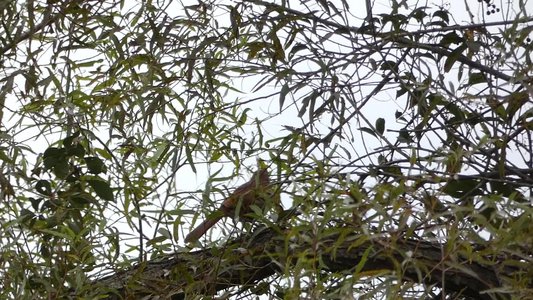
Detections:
[86, 226, 523, 299]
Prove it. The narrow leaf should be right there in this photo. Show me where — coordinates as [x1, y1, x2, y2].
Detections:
[279, 83, 289, 111]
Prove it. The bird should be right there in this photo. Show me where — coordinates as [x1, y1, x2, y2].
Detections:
[184, 168, 271, 243]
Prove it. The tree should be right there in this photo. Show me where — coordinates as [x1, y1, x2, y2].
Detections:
[0, 0, 531, 299]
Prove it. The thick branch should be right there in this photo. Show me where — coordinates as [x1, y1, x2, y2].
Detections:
[88, 226, 521, 299]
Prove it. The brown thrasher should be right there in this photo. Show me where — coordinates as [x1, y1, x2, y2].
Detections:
[184, 168, 270, 243]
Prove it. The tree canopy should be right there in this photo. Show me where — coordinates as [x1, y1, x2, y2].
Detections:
[0, 0, 532, 299]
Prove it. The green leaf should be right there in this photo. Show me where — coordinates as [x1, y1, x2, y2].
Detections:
[38, 228, 71, 240]
[62, 131, 80, 147]
[410, 6, 428, 23]
[444, 44, 467, 72]
[289, 43, 307, 59]
[87, 179, 114, 202]
[506, 91, 529, 122]
[95, 148, 112, 160]
[354, 244, 372, 275]
[35, 180, 52, 196]
[70, 192, 96, 206]
[41, 145, 72, 178]
[66, 143, 86, 158]
[157, 228, 172, 240]
[247, 41, 267, 60]
[395, 110, 404, 120]
[300, 90, 321, 119]
[270, 32, 286, 61]
[279, 83, 289, 111]
[396, 86, 408, 98]
[432, 10, 449, 24]
[53, 160, 70, 179]
[230, 6, 241, 38]
[185, 143, 196, 173]
[29, 197, 41, 211]
[380, 60, 399, 73]
[209, 150, 223, 162]
[147, 235, 167, 246]
[0, 150, 14, 164]
[441, 179, 483, 198]
[359, 127, 376, 137]
[439, 32, 463, 46]
[43, 147, 66, 170]
[375, 118, 385, 135]
[85, 156, 107, 174]
[398, 129, 412, 143]
[467, 72, 487, 85]
[20, 208, 36, 222]
[446, 102, 465, 121]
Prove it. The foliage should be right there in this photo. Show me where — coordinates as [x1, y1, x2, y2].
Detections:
[0, 0, 531, 299]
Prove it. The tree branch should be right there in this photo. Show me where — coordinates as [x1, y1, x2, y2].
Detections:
[246, 0, 533, 83]
[89, 226, 521, 299]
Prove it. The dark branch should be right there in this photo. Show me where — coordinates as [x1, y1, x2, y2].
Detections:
[88, 226, 519, 299]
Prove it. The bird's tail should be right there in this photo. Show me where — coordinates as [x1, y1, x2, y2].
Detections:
[184, 215, 223, 243]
